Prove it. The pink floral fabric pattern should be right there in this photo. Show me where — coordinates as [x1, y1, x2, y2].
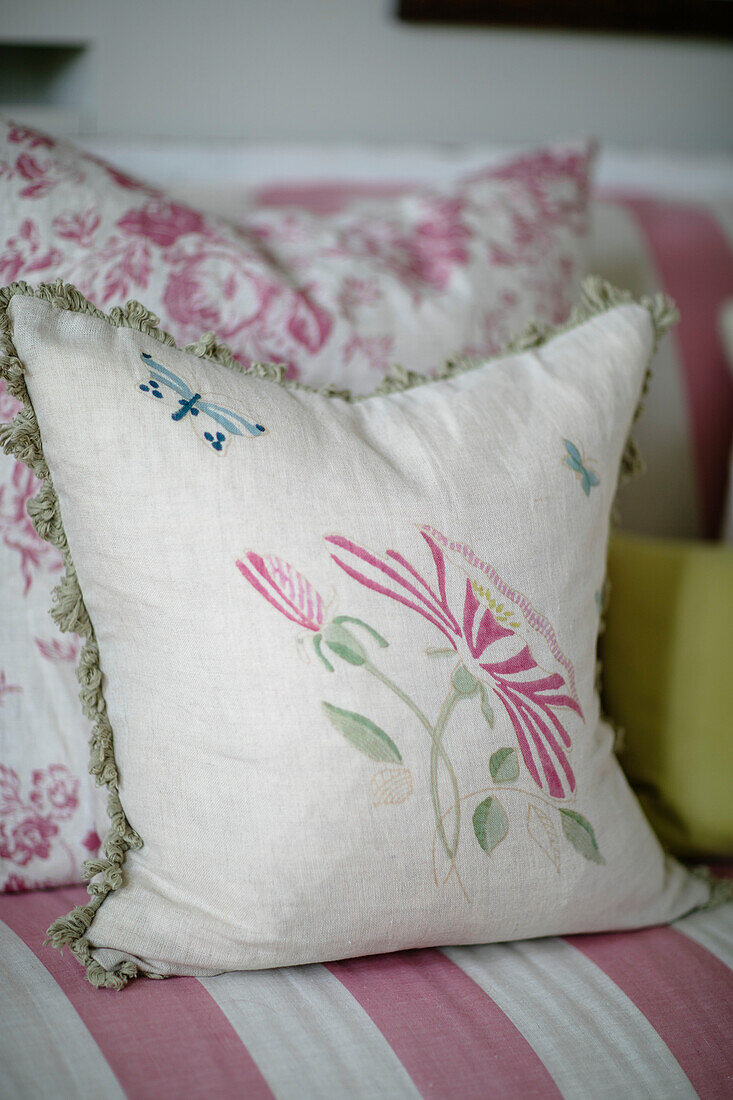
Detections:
[244, 154, 593, 388]
[0, 119, 593, 891]
[0, 460, 63, 594]
[0, 670, 21, 706]
[0, 378, 21, 422]
[35, 637, 80, 663]
[0, 764, 97, 891]
[0, 122, 593, 391]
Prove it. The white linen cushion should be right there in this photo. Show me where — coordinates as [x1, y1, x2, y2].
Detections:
[0, 279, 710, 987]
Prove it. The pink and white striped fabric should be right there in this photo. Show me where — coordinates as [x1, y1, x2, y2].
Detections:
[591, 193, 733, 541]
[2, 881, 731, 1098]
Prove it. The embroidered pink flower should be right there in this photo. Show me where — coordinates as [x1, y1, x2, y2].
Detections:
[29, 765, 80, 821]
[325, 528, 582, 799]
[117, 199, 207, 247]
[0, 460, 63, 593]
[236, 553, 386, 672]
[236, 553, 327, 631]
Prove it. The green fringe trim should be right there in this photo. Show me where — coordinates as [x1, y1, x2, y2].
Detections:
[690, 866, 733, 911]
[0, 276, 683, 990]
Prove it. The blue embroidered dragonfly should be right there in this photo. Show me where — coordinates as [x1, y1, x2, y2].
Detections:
[563, 439, 600, 497]
[138, 352, 266, 452]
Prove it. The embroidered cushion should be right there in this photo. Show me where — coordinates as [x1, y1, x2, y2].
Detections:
[0, 277, 713, 988]
[0, 121, 594, 892]
[603, 532, 733, 857]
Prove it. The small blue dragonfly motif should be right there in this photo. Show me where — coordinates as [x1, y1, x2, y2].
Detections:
[138, 352, 266, 452]
[563, 439, 600, 497]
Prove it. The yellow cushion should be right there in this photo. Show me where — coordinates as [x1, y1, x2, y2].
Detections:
[602, 533, 733, 857]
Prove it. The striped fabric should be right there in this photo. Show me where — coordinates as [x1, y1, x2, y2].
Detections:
[598, 193, 733, 540]
[2, 885, 731, 1099]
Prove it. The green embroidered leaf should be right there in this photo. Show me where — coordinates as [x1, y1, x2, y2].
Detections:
[490, 747, 519, 783]
[322, 702, 402, 764]
[332, 615, 388, 649]
[479, 685, 494, 728]
[321, 622, 366, 666]
[559, 809, 605, 865]
[326, 642, 365, 666]
[452, 665, 478, 696]
[473, 796, 508, 855]
[312, 634, 334, 673]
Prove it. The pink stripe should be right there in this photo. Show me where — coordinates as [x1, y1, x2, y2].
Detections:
[327, 948, 560, 1099]
[611, 193, 733, 537]
[0, 886, 273, 1100]
[711, 861, 733, 879]
[567, 925, 733, 1099]
[253, 181, 414, 214]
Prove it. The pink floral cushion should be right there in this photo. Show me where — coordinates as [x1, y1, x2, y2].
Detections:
[0, 120, 594, 891]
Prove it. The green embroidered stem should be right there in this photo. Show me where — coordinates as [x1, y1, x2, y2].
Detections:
[364, 660, 460, 862]
[429, 689, 462, 863]
[0, 276, 690, 989]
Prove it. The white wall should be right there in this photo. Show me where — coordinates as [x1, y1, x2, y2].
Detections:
[2, 0, 732, 151]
